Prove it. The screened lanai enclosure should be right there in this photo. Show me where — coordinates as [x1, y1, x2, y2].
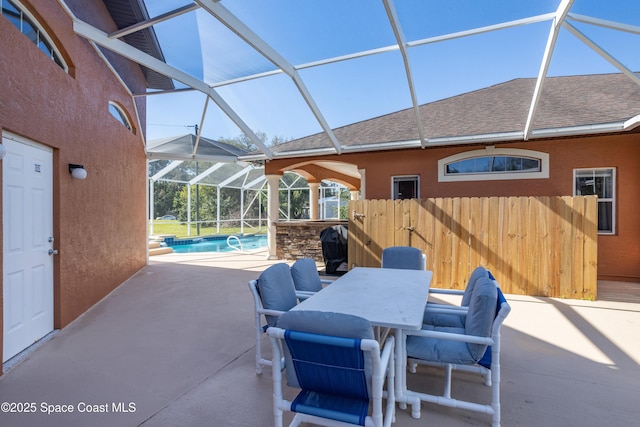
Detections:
[74, 0, 639, 266]
[148, 159, 350, 238]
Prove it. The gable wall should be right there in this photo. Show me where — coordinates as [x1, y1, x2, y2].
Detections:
[0, 0, 148, 367]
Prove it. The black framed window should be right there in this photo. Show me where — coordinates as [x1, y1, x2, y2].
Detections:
[392, 175, 419, 200]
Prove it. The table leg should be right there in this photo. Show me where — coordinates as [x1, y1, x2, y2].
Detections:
[394, 329, 407, 409]
[394, 328, 422, 418]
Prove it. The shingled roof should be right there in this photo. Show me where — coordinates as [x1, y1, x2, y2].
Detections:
[265, 73, 640, 156]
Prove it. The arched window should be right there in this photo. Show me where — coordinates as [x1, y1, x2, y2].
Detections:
[1, 0, 67, 71]
[438, 147, 549, 182]
[109, 102, 133, 132]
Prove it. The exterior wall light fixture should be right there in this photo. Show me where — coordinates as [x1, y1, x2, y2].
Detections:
[69, 164, 87, 180]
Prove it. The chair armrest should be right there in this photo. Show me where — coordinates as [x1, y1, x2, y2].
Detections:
[320, 279, 335, 286]
[404, 328, 493, 346]
[257, 307, 287, 317]
[424, 304, 469, 315]
[428, 288, 465, 296]
[295, 290, 317, 301]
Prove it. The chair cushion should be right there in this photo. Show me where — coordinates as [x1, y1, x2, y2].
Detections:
[291, 390, 369, 426]
[477, 287, 508, 368]
[464, 276, 498, 360]
[422, 311, 465, 328]
[277, 310, 374, 340]
[461, 266, 491, 306]
[421, 266, 489, 327]
[406, 325, 478, 365]
[291, 258, 323, 292]
[257, 263, 298, 326]
[381, 246, 424, 270]
[407, 278, 498, 365]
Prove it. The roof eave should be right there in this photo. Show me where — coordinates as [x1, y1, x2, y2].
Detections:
[623, 113, 640, 131]
[102, 0, 175, 90]
[529, 121, 630, 138]
[237, 121, 636, 162]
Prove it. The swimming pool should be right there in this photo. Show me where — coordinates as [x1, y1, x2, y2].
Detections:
[168, 235, 268, 253]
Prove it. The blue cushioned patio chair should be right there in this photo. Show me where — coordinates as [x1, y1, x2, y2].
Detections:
[403, 276, 511, 426]
[249, 263, 310, 374]
[422, 266, 491, 329]
[290, 258, 334, 301]
[379, 246, 426, 341]
[381, 246, 426, 270]
[267, 311, 396, 427]
[420, 267, 498, 386]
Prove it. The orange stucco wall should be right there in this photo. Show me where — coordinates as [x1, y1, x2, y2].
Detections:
[1, 0, 148, 366]
[266, 134, 640, 281]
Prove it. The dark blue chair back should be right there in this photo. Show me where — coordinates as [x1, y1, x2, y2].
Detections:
[284, 330, 371, 425]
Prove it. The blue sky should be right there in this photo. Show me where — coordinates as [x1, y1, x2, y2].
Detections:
[144, 1, 640, 143]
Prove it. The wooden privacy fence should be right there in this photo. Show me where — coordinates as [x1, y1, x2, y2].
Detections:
[348, 196, 598, 299]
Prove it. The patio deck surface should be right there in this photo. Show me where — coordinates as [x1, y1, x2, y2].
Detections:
[1, 249, 639, 427]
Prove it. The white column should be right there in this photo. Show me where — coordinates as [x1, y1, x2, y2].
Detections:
[149, 178, 154, 236]
[216, 186, 221, 234]
[240, 188, 244, 234]
[350, 190, 359, 201]
[187, 184, 192, 237]
[266, 174, 281, 259]
[308, 182, 320, 220]
[358, 168, 366, 199]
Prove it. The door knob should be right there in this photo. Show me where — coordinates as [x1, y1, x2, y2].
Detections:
[48, 249, 58, 256]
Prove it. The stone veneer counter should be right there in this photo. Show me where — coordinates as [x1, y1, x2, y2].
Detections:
[275, 220, 347, 261]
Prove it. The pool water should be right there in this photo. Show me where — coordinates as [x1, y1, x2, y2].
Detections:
[170, 235, 267, 253]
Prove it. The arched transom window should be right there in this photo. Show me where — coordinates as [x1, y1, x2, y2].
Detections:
[1, 0, 67, 71]
[109, 102, 133, 132]
[438, 147, 549, 182]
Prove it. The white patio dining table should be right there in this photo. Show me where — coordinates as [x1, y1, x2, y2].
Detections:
[291, 266, 432, 411]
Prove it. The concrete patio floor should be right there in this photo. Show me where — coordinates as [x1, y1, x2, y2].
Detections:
[1, 249, 639, 427]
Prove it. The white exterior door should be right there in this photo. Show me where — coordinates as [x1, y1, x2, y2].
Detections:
[2, 135, 54, 362]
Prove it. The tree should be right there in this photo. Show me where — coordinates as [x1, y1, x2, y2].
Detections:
[172, 184, 219, 223]
[218, 132, 290, 151]
[149, 160, 182, 218]
[154, 181, 182, 218]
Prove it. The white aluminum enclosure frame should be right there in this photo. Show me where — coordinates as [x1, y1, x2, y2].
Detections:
[148, 161, 348, 236]
[61, 0, 640, 162]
